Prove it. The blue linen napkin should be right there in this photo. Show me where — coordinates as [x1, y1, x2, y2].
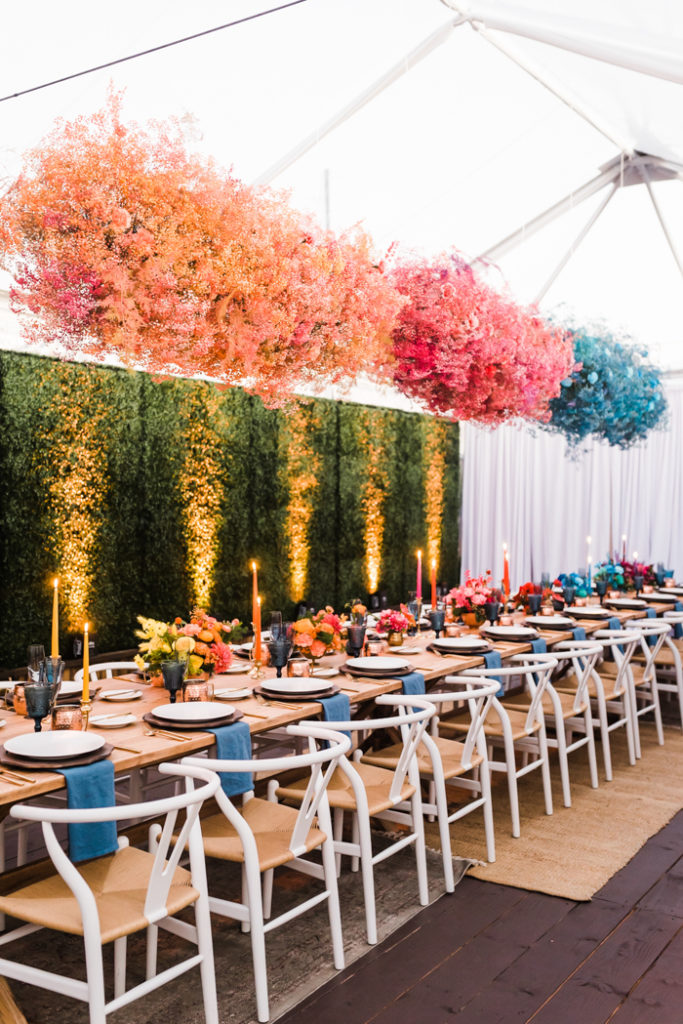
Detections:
[572, 627, 587, 642]
[530, 638, 547, 654]
[58, 761, 118, 864]
[319, 692, 351, 741]
[608, 617, 622, 631]
[399, 671, 426, 696]
[207, 721, 252, 797]
[482, 650, 503, 696]
[674, 603, 683, 639]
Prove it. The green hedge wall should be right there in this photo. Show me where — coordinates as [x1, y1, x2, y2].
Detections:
[0, 351, 459, 667]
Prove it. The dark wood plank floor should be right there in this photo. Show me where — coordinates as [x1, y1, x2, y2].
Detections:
[277, 809, 683, 1024]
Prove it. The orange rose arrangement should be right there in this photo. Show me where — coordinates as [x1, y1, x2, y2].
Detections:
[292, 607, 343, 661]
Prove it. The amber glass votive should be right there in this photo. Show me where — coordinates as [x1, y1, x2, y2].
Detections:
[540, 606, 554, 616]
[287, 657, 311, 677]
[365, 638, 385, 656]
[51, 704, 83, 730]
[182, 678, 213, 702]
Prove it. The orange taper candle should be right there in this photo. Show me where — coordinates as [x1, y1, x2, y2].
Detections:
[82, 622, 90, 702]
[503, 543, 511, 602]
[51, 578, 59, 658]
[254, 597, 262, 662]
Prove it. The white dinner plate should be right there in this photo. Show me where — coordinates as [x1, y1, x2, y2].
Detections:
[345, 656, 410, 673]
[605, 599, 647, 609]
[481, 626, 539, 640]
[222, 664, 251, 675]
[431, 637, 490, 652]
[646, 592, 680, 602]
[0, 681, 15, 691]
[89, 713, 137, 729]
[388, 646, 421, 655]
[59, 681, 83, 698]
[564, 606, 612, 618]
[311, 667, 340, 679]
[214, 687, 252, 701]
[101, 689, 142, 702]
[261, 677, 333, 695]
[524, 616, 574, 629]
[662, 586, 683, 595]
[5, 732, 105, 760]
[153, 701, 234, 722]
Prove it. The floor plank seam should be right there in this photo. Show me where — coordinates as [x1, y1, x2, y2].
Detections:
[604, 918, 683, 1023]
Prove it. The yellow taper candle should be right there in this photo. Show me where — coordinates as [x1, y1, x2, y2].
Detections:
[51, 578, 59, 658]
[82, 623, 90, 702]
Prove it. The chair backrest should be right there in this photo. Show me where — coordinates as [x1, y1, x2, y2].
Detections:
[73, 661, 141, 683]
[10, 764, 220, 927]
[184, 723, 352, 857]
[551, 641, 603, 712]
[593, 629, 640, 698]
[623, 617, 671, 679]
[316, 695, 435, 805]
[463, 657, 558, 732]
[432, 677, 501, 768]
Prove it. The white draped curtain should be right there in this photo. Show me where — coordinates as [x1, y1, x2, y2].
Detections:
[460, 378, 683, 590]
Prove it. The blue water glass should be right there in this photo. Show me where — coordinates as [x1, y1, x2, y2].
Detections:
[562, 586, 576, 606]
[428, 609, 446, 638]
[527, 594, 542, 615]
[161, 660, 186, 703]
[267, 639, 292, 678]
[347, 623, 366, 658]
[24, 682, 52, 732]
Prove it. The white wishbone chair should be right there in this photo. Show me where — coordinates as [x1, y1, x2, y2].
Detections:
[181, 723, 352, 1024]
[360, 678, 499, 890]
[653, 611, 683, 729]
[556, 629, 640, 779]
[618, 617, 670, 752]
[74, 661, 143, 684]
[276, 695, 434, 946]
[502, 643, 601, 806]
[0, 763, 220, 1024]
[439, 656, 558, 839]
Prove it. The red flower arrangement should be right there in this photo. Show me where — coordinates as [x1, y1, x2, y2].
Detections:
[378, 605, 415, 635]
[389, 255, 576, 424]
[449, 572, 496, 622]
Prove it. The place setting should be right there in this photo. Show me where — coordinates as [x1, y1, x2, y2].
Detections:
[341, 655, 414, 679]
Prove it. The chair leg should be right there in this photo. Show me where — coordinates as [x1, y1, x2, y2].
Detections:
[595, 699, 613, 781]
[321, 833, 345, 970]
[262, 869, 274, 920]
[355, 812, 378, 945]
[194, 899, 220, 1024]
[83, 932, 107, 1024]
[410, 789, 429, 907]
[433, 776, 455, 892]
[241, 864, 251, 934]
[650, 683, 665, 746]
[537, 727, 554, 818]
[145, 924, 158, 980]
[113, 936, 127, 998]
[502, 734, 521, 838]
[585, 710, 599, 789]
[333, 808, 344, 876]
[555, 722, 572, 808]
[350, 814, 360, 873]
[479, 761, 496, 863]
[623, 695, 637, 765]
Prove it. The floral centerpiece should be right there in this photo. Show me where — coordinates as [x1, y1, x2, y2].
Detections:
[448, 571, 494, 625]
[292, 607, 343, 662]
[513, 582, 549, 609]
[135, 609, 245, 680]
[593, 560, 655, 591]
[378, 605, 416, 645]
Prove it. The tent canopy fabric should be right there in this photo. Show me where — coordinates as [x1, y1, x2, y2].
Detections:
[1, 0, 683, 369]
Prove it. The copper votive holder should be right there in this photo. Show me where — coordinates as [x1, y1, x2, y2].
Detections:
[287, 657, 311, 677]
[51, 704, 83, 730]
[182, 678, 214, 702]
[540, 606, 554, 616]
[575, 597, 587, 606]
[445, 623, 464, 637]
[365, 638, 386, 656]
[642, 585, 654, 594]
[499, 614, 514, 626]
[608, 590, 620, 599]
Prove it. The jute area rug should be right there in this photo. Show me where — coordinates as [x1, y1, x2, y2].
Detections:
[425, 722, 683, 902]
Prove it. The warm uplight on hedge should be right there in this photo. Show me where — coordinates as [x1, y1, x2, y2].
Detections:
[180, 400, 223, 608]
[361, 430, 386, 596]
[424, 421, 448, 581]
[284, 406, 319, 603]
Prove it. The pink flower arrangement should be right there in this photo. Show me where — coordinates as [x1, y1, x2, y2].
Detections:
[449, 572, 495, 619]
[378, 608, 412, 634]
[389, 255, 576, 424]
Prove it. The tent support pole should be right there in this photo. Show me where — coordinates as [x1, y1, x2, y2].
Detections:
[534, 180, 619, 302]
[465, 22, 633, 155]
[474, 165, 619, 264]
[254, 15, 466, 184]
[641, 168, 683, 282]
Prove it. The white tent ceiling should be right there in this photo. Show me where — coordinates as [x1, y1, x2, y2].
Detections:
[1, 0, 683, 368]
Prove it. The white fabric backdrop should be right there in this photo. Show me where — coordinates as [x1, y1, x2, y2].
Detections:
[460, 377, 683, 589]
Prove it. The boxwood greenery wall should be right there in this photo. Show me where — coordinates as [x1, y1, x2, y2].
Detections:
[0, 351, 459, 667]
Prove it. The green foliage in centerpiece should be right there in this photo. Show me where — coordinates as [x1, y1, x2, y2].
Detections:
[0, 351, 460, 668]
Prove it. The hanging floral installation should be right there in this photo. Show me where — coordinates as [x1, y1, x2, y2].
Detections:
[544, 326, 667, 449]
[389, 254, 575, 424]
[0, 93, 401, 405]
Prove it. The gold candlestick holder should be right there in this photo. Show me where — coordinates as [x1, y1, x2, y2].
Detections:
[80, 697, 93, 731]
[249, 659, 265, 680]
